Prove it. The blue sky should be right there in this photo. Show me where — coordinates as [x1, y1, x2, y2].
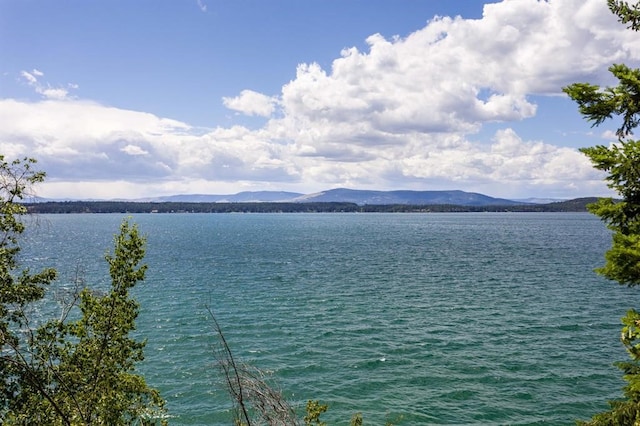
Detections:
[1, 0, 639, 200]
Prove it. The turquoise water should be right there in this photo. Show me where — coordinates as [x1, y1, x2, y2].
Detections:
[20, 213, 640, 425]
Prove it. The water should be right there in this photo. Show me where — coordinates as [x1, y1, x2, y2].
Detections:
[19, 212, 640, 425]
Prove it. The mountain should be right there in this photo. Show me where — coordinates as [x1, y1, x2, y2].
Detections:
[541, 197, 599, 211]
[34, 188, 576, 207]
[513, 197, 567, 204]
[292, 188, 527, 206]
[141, 191, 303, 203]
[137, 188, 525, 206]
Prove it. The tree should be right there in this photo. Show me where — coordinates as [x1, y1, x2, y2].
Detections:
[608, 0, 640, 31]
[564, 1, 640, 424]
[0, 157, 166, 425]
[0, 156, 58, 420]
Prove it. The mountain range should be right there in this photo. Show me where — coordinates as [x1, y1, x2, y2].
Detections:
[139, 188, 535, 206]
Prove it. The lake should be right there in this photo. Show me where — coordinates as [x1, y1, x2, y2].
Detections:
[20, 212, 639, 425]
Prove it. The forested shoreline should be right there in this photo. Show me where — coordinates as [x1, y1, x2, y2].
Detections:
[23, 197, 598, 214]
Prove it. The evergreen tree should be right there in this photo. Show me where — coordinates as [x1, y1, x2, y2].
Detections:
[564, 1, 640, 423]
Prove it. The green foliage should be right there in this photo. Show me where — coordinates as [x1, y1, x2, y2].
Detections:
[576, 142, 640, 286]
[0, 156, 58, 420]
[565, 1, 640, 424]
[3, 219, 167, 425]
[564, 6, 640, 288]
[0, 156, 165, 424]
[575, 310, 640, 425]
[576, 400, 640, 426]
[608, 0, 640, 31]
[564, 7, 640, 287]
[304, 400, 328, 425]
[563, 64, 640, 139]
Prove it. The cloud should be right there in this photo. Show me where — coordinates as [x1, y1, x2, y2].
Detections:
[600, 130, 618, 140]
[0, 96, 602, 199]
[0, 99, 296, 190]
[275, 0, 637, 141]
[197, 0, 207, 12]
[121, 144, 149, 156]
[6, 0, 638, 200]
[20, 70, 40, 84]
[19, 69, 77, 100]
[223, 90, 277, 117]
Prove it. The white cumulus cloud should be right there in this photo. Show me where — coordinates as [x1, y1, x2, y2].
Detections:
[5, 0, 638, 199]
[223, 90, 278, 117]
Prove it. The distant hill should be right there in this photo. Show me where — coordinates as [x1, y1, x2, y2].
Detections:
[513, 197, 568, 204]
[133, 188, 526, 206]
[292, 188, 527, 206]
[140, 191, 303, 203]
[28, 189, 605, 211]
[132, 188, 524, 206]
[539, 197, 599, 212]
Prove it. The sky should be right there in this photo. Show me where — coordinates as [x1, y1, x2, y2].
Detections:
[2, 0, 640, 201]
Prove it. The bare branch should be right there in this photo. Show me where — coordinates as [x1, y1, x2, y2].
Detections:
[208, 307, 300, 426]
